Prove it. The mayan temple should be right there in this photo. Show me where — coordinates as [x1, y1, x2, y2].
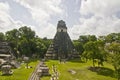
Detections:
[45, 20, 79, 59]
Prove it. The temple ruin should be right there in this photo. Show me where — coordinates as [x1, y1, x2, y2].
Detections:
[0, 42, 20, 71]
[45, 20, 79, 59]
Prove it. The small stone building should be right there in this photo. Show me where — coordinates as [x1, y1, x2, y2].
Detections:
[45, 20, 79, 59]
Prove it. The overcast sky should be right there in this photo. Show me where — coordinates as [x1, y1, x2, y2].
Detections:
[0, 0, 120, 39]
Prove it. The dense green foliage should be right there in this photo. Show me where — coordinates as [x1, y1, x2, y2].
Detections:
[83, 41, 107, 67]
[0, 32, 5, 41]
[106, 42, 120, 80]
[0, 26, 51, 58]
[73, 33, 120, 80]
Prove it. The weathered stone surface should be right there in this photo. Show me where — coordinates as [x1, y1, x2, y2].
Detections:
[37, 61, 50, 77]
[1, 64, 13, 75]
[0, 42, 20, 69]
[45, 20, 79, 59]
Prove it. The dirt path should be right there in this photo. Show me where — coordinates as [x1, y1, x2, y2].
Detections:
[28, 61, 41, 80]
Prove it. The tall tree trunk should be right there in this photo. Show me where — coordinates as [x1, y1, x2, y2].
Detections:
[93, 59, 95, 67]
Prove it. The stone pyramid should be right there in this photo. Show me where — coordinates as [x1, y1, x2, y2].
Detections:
[45, 20, 79, 59]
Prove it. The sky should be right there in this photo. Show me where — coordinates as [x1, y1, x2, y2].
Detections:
[0, 0, 120, 39]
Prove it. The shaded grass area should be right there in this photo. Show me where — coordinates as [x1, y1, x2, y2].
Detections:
[88, 67, 115, 78]
[0, 60, 39, 80]
[41, 60, 116, 80]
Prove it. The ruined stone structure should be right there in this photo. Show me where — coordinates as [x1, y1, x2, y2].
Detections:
[45, 20, 79, 59]
[0, 42, 14, 63]
[1, 65, 13, 75]
[0, 42, 19, 69]
[37, 61, 50, 77]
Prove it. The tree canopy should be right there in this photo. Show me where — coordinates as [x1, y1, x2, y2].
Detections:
[0, 26, 52, 58]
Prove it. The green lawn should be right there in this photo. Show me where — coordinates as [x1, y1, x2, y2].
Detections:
[0, 59, 117, 80]
[41, 60, 116, 80]
[0, 60, 39, 80]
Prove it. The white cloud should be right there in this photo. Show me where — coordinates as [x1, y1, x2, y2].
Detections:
[0, 2, 24, 33]
[0, 2, 11, 30]
[80, 0, 120, 17]
[39, 23, 56, 38]
[1, 0, 119, 40]
[71, 0, 120, 39]
[14, 0, 64, 38]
